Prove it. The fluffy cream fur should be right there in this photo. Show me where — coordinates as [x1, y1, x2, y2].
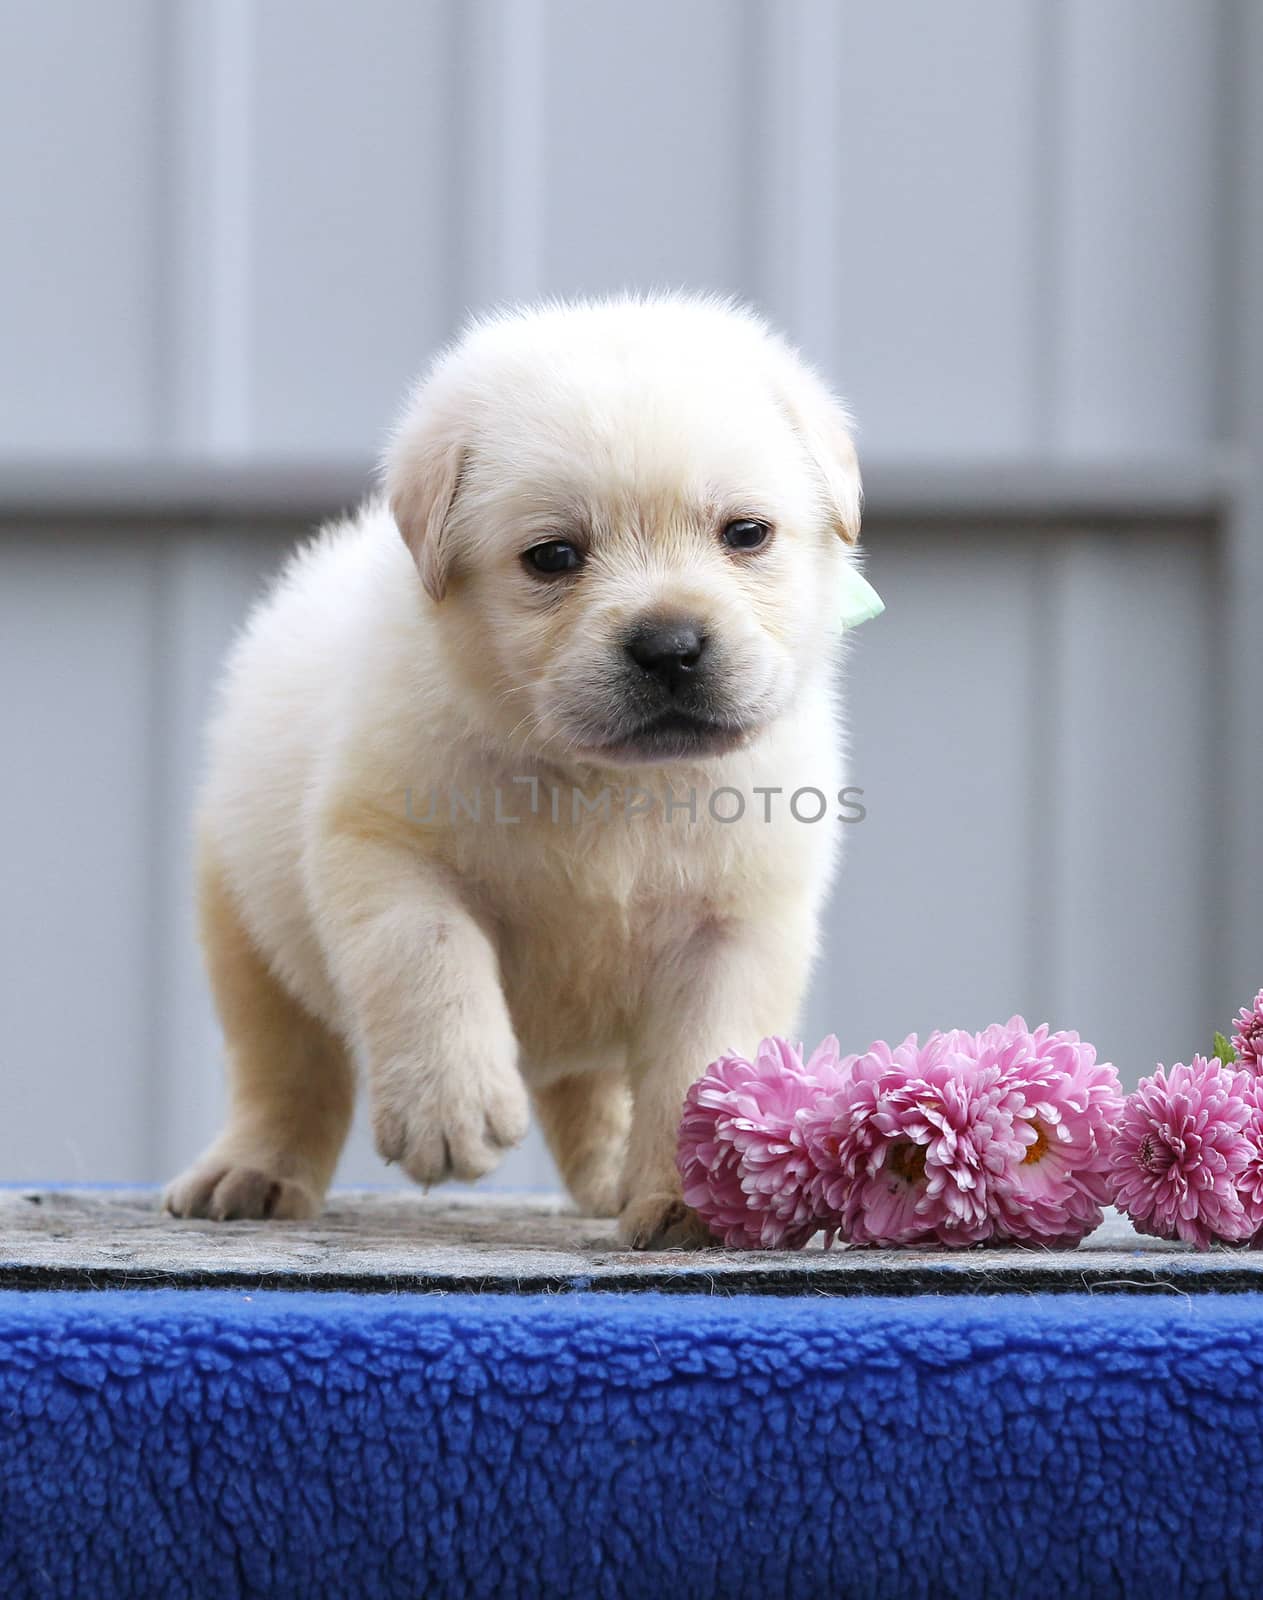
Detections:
[164, 293, 862, 1248]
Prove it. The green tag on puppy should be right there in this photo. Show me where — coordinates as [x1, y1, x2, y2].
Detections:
[839, 567, 884, 630]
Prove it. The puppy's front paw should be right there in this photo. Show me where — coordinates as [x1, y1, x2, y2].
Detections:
[372, 1036, 530, 1185]
[163, 1161, 321, 1222]
[618, 1190, 715, 1251]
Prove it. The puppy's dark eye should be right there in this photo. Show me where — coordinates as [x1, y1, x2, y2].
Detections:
[523, 540, 584, 577]
[722, 518, 771, 552]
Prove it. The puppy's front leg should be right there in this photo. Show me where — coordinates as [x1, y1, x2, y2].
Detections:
[620, 905, 817, 1248]
[310, 810, 529, 1184]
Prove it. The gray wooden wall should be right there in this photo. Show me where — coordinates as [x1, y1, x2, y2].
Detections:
[2, 0, 1259, 1192]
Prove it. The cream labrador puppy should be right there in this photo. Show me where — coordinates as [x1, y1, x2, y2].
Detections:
[164, 293, 862, 1248]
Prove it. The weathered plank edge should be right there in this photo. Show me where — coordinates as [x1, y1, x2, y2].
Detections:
[5, 1258, 1263, 1298]
[6, 1189, 1262, 1298]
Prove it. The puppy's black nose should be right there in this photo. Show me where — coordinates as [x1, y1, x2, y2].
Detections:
[625, 619, 707, 693]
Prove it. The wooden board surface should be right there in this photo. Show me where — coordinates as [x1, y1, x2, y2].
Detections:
[3, 1188, 1262, 1296]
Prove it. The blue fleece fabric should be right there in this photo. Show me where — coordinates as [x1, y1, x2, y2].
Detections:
[1, 1289, 1260, 1599]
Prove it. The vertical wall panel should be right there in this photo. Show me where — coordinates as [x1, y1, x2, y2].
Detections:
[456, 0, 546, 308]
[532, 0, 754, 300]
[812, 0, 1043, 455]
[756, 0, 847, 367]
[1054, 0, 1221, 454]
[167, 0, 462, 459]
[242, 0, 461, 455]
[1046, 528, 1215, 1083]
[806, 531, 1043, 1053]
[0, 532, 158, 1179]
[0, 1, 163, 455]
[166, 0, 256, 455]
[1221, 0, 1263, 1015]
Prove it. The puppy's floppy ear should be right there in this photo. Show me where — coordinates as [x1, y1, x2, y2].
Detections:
[772, 357, 863, 545]
[385, 409, 466, 602]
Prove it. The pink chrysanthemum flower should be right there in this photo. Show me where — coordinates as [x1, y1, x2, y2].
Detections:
[1107, 1057, 1262, 1248]
[978, 1017, 1123, 1247]
[1237, 1078, 1263, 1231]
[1233, 988, 1263, 1072]
[676, 1035, 845, 1249]
[803, 1033, 1027, 1247]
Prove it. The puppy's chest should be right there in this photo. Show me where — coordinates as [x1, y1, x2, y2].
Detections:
[483, 819, 724, 943]
[456, 813, 748, 1043]
[497, 881, 693, 1045]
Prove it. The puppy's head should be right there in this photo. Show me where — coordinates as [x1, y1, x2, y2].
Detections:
[385, 295, 861, 767]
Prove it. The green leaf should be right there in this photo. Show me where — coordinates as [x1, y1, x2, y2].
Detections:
[1212, 1031, 1238, 1067]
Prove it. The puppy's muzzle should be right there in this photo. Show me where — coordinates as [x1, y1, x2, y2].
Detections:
[624, 617, 708, 697]
[565, 612, 760, 762]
